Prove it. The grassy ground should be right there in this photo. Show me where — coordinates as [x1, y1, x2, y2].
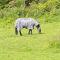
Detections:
[0, 21, 60, 60]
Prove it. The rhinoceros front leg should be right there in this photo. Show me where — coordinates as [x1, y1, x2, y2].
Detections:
[19, 30, 22, 36]
[15, 27, 18, 35]
[28, 29, 32, 35]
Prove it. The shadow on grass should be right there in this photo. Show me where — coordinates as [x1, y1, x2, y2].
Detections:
[12, 32, 46, 37]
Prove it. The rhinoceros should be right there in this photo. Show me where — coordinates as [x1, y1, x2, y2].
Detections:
[15, 18, 41, 35]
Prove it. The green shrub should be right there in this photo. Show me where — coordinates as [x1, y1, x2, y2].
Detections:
[0, 0, 60, 23]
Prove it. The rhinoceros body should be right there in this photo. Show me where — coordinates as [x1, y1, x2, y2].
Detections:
[15, 18, 41, 35]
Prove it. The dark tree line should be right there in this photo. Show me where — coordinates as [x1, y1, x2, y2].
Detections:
[25, 0, 40, 7]
[25, 0, 48, 7]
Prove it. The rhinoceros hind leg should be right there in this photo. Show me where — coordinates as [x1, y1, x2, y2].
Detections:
[28, 29, 32, 35]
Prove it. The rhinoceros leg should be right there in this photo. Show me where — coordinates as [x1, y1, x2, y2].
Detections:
[15, 27, 18, 35]
[19, 30, 22, 36]
[28, 29, 32, 35]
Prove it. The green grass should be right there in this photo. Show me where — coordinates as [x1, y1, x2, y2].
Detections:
[0, 21, 60, 60]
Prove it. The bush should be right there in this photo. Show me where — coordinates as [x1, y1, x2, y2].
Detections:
[0, 0, 60, 23]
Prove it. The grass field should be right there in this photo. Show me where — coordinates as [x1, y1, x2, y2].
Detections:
[0, 21, 60, 60]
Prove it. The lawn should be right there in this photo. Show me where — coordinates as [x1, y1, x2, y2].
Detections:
[0, 21, 60, 60]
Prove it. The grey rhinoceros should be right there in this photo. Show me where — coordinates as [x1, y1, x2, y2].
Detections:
[15, 18, 41, 35]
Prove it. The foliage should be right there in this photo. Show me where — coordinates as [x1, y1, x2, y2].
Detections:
[0, 0, 60, 22]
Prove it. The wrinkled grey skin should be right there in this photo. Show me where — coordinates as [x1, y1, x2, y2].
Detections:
[15, 18, 41, 35]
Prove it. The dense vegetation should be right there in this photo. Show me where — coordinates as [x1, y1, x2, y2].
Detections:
[0, 0, 60, 22]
